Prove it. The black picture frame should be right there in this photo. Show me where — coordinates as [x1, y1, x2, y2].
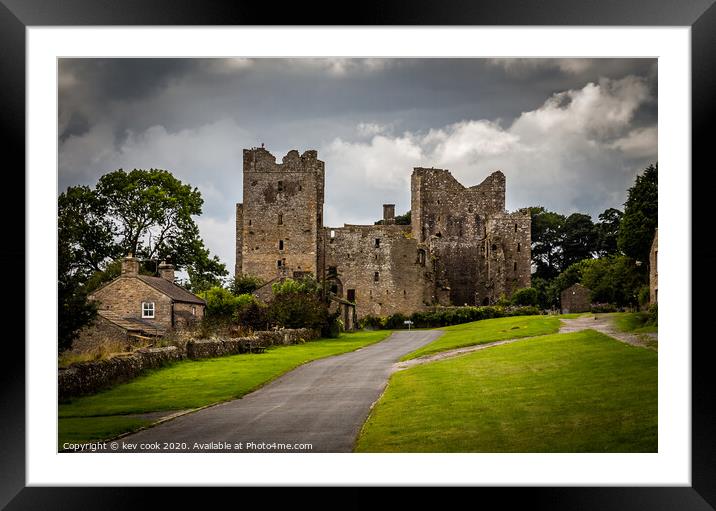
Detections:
[2, 0, 712, 507]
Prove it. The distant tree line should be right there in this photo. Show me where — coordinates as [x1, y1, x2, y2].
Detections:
[530, 163, 657, 309]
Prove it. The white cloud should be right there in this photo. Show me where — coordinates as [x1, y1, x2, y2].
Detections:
[609, 126, 658, 159]
[488, 58, 594, 76]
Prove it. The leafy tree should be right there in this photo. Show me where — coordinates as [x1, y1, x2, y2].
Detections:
[59, 168, 227, 291]
[374, 210, 411, 225]
[510, 287, 539, 307]
[561, 213, 597, 268]
[529, 206, 566, 279]
[618, 163, 658, 263]
[581, 255, 644, 307]
[199, 287, 243, 318]
[595, 208, 623, 257]
[58, 240, 97, 353]
[230, 274, 264, 295]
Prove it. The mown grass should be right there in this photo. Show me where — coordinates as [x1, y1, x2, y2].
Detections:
[356, 330, 657, 452]
[400, 315, 561, 361]
[613, 312, 658, 334]
[59, 330, 391, 447]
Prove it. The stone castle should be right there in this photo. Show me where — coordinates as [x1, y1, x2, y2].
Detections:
[235, 147, 531, 318]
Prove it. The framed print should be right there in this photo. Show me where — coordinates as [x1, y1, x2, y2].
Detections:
[3, 0, 714, 507]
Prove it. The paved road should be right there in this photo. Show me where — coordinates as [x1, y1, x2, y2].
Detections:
[116, 330, 442, 453]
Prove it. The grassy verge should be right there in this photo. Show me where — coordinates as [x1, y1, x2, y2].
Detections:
[59, 330, 391, 447]
[356, 330, 657, 452]
[613, 312, 658, 334]
[400, 315, 561, 361]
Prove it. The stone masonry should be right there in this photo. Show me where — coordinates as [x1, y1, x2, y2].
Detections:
[236, 147, 531, 318]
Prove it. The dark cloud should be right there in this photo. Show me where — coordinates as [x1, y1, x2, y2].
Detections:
[58, 58, 657, 273]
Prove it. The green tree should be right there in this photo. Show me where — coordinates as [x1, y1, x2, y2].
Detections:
[59, 168, 227, 291]
[595, 208, 623, 257]
[529, 206, 566, 279]
[58, 240, 97, 353]
[230, 274, 264, 295]
[561, 213, 597, 268]
[374, 210, 411, 225]
[618, 163, 658, 263]
[581, 255, 644, 307]
[511, 287, 539, 307]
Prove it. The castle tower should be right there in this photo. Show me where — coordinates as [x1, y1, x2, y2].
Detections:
[236, 148, 325, 282]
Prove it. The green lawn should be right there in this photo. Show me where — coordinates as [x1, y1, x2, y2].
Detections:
[613, 312, 658, 334]
[59, 330, 391, 447]
[356, 330, 657, 452]
[401, 315, 561, 361]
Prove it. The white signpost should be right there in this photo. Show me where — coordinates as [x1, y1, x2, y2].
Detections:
[403, 320, 414, 331]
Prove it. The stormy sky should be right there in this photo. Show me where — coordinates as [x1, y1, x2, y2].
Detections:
[58, 58, 658, 275]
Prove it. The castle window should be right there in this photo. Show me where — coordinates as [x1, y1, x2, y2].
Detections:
[278, 213, 283, 225]
[279, 240, 284, 251]
[347, 289, 356, 302]
[515, 223, 518, 232]
[277, 180, 283, 192]
[277, 260, 282, 267]
[328, 266, 337, 277]
[330, 230, 335, 238]
[142, 302, 155, 319]
[248, 219, 252, 226]
[517, 242, 521, 252]
[374, 272, 380, 282]
[375, 238, 380, 248]
[418, 249, 426, 266]
[491, 244, 497, 252]
[330, 283, 338, 294]
[514, 261, 517, 271]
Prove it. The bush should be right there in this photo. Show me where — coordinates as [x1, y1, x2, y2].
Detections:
[590, 303, 618, 313]
[199, 287, 242, 318]
[359, 315, 385, 330]
[637, 285, 651, 308]
[233, 300, 268, 330]
[511, 287, 539, 307]
[230, 274, 264, 295]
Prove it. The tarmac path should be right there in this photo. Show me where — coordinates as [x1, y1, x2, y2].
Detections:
[115, 330, 442, 453]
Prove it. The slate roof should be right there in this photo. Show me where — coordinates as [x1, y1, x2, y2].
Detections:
[137, 275, 207, 305]
[98, 310, 167, 337]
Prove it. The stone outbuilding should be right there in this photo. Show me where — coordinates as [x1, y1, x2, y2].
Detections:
[84, 254, 206, 339]
[560, 283, 592, 314]
[649, 229, 658, 304]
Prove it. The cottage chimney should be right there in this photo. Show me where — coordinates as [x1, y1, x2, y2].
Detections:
[158, 261, 175, 282]
[121, 253, 140, 275]
[383, 204, 395, 225]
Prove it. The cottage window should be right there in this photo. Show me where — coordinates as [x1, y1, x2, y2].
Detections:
[142, 302, 155, 318]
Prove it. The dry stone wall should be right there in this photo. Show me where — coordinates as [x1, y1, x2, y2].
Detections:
[58, 328, 320, 400]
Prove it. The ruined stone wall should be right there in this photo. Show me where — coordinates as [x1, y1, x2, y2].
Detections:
[90, 277, 173, 331]
[409, 168, 530, 305]
[482, 210, 532, 303]
[72, 315, 132, 354]
[239, 148, 324, 282]
[322, 224, 434, 318]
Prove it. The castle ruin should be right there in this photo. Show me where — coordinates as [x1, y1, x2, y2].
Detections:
[235, 147, 531, 318]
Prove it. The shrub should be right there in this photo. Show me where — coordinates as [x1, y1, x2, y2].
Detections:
[233, 300, 268, 330]
[590, 303, 618, 313]
[637, 285, 651, 308]
[199, 287, 241, 318]
[511, 287, 539, 307]
[230, 274, 264, 295]
[359, 315, 384, 330]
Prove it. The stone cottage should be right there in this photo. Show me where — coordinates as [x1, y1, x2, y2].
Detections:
[83, 254, 206, 341]
[560, 283, 592, 314]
